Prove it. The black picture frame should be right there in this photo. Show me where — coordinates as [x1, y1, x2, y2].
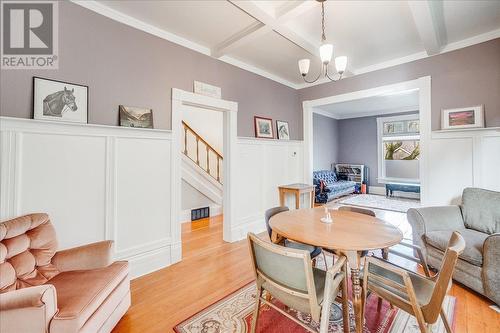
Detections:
[33, 76, 89, 124]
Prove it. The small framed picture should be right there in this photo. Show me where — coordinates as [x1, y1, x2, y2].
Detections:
[407, 120, 419, 133]
[119, 105, 153, 128]
[441, 106, 484, 130]
[276, 120, 290, 140]
[33, 77, 88, 123]
[254, 116, 273, 139]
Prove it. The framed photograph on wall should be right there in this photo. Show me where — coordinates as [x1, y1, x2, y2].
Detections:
[33, 77, 88, 123]
[254, 116, 273, 138]
[276, 120, 290, 140]
[441, 105, 484, 130]
[119, 105, 154, 128]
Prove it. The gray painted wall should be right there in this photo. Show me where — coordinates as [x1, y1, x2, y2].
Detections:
[299, 39, 500, 131]
[336, 112, 417, 187]
[0, 1, 498, 141]
[0, 2, 301, 139]
[313, 113, 339, 171]
[336, 115, 379, 187]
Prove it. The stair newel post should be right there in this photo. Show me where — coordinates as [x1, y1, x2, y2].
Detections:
[196, 137, 200, 165]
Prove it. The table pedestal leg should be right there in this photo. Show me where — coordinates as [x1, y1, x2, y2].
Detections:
[345, 251, 363, 333]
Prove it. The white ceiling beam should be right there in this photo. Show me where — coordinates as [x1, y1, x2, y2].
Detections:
[214, 0, 318, 58]
[211, 22, 269, 58]
[408, 0, 444, 55]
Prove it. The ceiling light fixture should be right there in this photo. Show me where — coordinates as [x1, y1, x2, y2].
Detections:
[298, 0, 347, 83]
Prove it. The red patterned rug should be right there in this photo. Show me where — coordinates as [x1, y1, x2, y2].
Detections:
[174, 282, 456, 333]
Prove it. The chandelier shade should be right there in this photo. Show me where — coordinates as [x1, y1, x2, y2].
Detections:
[319, 43, 333, 64]
[298, 59, 311, 75]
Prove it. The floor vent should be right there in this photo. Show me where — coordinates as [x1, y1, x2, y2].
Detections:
[191, 207, 210, 221]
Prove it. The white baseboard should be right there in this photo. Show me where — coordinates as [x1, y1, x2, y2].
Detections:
[180, 204, 222, 223]
[123, 246, 172, 279]
[230, 217, 267, 242]
[369, 186, 420, 200]
[368, 186, 386, 195]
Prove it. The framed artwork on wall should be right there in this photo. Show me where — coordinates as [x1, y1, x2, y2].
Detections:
[441, 105, 484, 130]
[276, 120, 290, 140]
[254, 116, 273, 138]
[33, 77, 88, 123]
[119, 105, 154, 128]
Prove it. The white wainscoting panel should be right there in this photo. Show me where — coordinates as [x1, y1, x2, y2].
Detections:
[0, 117, 176, 278]
[479, 136, 500, 191]
[19, 133, 107, 248]
[428, 128, 500, 205]
[232, 138, 304, 241]
[114, 138, 171, 255]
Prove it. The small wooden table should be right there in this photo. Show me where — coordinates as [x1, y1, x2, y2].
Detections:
[278, 183, 315, 209]
[269, 207, 402, 333]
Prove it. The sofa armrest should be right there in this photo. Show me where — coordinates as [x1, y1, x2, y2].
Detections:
[483, 233, 500, 305]
[407, 206, 465, 259]
[53, 240, 113, 272]
[0, 285, 57, 333]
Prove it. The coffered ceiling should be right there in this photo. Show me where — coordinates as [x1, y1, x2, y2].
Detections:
[75, 0, 500, 89]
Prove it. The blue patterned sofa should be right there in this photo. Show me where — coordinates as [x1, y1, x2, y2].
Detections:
[313, 170, 356, 203]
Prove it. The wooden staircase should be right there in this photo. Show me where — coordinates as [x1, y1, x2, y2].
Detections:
[182, 121, 223, 184]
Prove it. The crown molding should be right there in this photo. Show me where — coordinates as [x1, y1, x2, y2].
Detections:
[70, 0, 300, 89]
[71, 1, 499, 92]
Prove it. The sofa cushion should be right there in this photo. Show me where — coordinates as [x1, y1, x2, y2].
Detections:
[328, 180, 356, 193]
[313, 170, 337, 184]
[462, 187, 500, 234]
[425, 229, 487, 266]
[47, 261, 128, 332]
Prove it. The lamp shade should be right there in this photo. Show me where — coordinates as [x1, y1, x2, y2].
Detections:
[319, 43, 333, 64]
[335, 56, 347, 74]
[298, 59, 310, 75]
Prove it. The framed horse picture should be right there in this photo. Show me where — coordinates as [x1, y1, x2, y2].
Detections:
[33, 77, 88, 123]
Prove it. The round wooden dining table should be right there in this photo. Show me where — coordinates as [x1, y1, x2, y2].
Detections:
[269, 207, 403, 333]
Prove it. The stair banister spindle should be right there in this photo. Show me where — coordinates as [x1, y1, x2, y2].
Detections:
[196, 137, 200, 165]
[184, 126, 188, 155]
[181, 121, 223, 185]
[206, 146, 210, 175]
[217, 156, 220, 182]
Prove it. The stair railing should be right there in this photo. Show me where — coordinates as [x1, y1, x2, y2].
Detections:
[182, 121, 223, 184]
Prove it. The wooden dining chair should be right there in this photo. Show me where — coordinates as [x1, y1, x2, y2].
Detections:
[265, 207, 325, 266]
[362, 232, 465, 333]
[247, 233, 350, 333]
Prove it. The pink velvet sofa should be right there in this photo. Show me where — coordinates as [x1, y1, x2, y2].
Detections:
[0, 213, 130, 333]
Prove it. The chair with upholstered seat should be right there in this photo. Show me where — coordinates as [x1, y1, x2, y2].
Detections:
[0, 213, 130, 333]
[362, 232, 465, 333]
[408, 187, 500, 305]
[247, 233, 350, 333]
[265, 207, 324, 266]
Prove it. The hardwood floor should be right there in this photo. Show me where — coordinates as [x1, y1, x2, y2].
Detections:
[113, 214, 500, 333]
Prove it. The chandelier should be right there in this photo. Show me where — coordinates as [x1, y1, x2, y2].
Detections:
[298, 0, 347, 83]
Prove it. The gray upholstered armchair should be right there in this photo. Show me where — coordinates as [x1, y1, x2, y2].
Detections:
[407, 187, 500, 305]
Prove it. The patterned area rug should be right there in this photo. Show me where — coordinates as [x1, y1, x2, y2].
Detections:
[337, 194, 420, 213]
[174, 283, 455, 333]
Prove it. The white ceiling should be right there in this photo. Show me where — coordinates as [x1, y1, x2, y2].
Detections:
[315, 90, 419, 119]
[77, 0, 500, 89]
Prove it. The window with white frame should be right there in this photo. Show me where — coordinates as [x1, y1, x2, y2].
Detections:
[376, 114, 420, 184]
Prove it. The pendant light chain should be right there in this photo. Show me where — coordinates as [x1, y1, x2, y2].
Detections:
[321, 1, 326, 42]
